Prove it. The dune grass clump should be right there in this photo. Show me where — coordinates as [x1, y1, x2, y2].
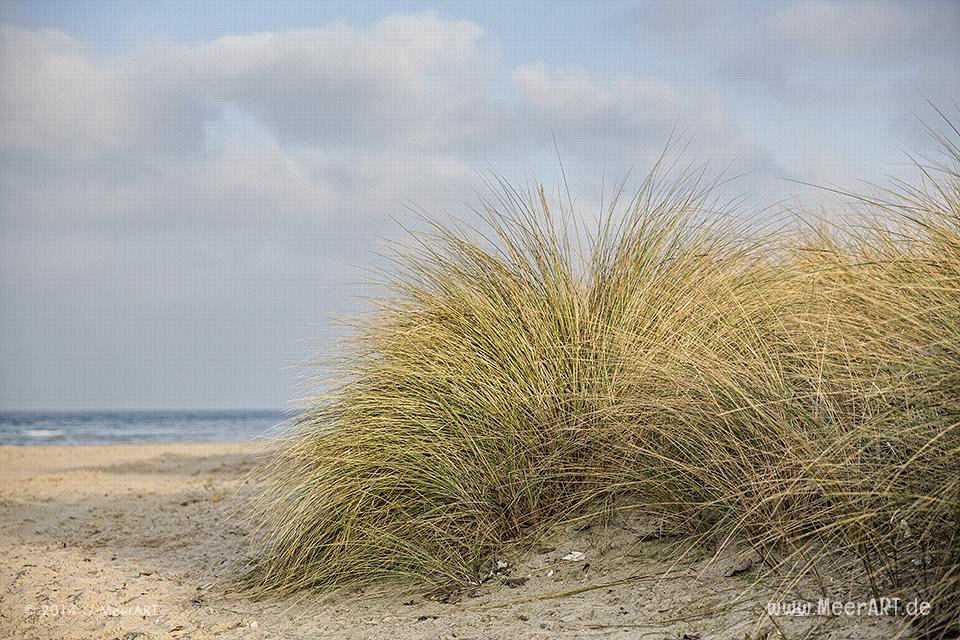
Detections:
[246, 163, 759, 591]
[246, 136, 960, 635]
[246, 164, 731, 589]
[601, 138, 960, 635]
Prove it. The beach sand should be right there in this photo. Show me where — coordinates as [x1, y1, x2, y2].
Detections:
[0, 442, 905, 639]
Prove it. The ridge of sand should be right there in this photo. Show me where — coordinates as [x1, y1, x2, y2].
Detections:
[0, 443, 903, 639]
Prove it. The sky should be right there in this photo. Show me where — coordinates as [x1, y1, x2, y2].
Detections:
[1, 1, 958, 410]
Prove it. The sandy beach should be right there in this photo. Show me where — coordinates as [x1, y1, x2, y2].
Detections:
[0, 442, 905, 640]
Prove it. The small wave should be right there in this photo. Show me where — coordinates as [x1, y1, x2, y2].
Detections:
[23, 429, 64, 439]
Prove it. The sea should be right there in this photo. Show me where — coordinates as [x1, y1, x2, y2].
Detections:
[0, 410, 289, 446]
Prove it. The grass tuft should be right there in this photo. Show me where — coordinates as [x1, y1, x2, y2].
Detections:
[245, 137, 960, 636]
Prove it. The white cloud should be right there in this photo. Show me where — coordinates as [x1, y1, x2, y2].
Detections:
[771, 1, 959, 59]
[1, 12, 495, 160]
[511, 66, 617, 119]
[2, 16, 783, 233]
[0, 24, 211, 160]
[1, 5, 953, 408]
[0, 14, 496, 230]
[175, 144, 337, 224]
[617, 1, 959, 106]
[1, 142, 337, 228]
[171, 12, 495, 149]
[0, 26, 139, 154]
[510, 65, 778, 187]
[763, 1, 960, 115]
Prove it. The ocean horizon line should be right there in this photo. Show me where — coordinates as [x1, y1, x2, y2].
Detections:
[0, 409, 293, 446]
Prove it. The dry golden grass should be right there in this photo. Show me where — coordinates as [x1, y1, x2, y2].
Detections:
[246, 135, 960, 637]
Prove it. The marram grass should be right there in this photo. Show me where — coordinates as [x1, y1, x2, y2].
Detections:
[245, 141, 960, 636]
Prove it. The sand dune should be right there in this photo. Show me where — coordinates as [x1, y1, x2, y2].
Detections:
[0, 443, 903, 639]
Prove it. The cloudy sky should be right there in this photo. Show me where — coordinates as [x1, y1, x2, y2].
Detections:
[1, 0, 957, 410]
